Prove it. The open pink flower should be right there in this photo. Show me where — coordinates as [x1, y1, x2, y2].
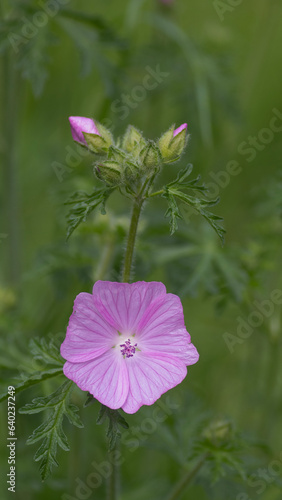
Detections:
[69, 116, 100, 146]
[174, 123, 187, 137]
[61, 281, 199, 414]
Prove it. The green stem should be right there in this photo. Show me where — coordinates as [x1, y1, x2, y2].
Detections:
[122, 196, 144, 283]
[94, 237, 115, 281]
[122, 170, 159, 283]
[166, 454, 208, 500]
[107, 442, 119, 500]
[1, 49, 21, 286]
[148, 189, 164, 198]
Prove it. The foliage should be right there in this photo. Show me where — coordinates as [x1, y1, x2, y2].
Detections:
[97, 404, 129, 451]
[65, 187, 114, 239]
[19, 381, 84, 481]
[162, 164, 225, 244]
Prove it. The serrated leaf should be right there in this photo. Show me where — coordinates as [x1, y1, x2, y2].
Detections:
[84, 392, 95, 407]
[65, 187, 114, 239]
[167, 164, 208, 194]
[30, 337, 64, 367]
[0, 368, 63, 403]
[167, 164, 193, 187]
[165, 187, 225, 245]
[162, 191, 183, 235]
[97, 404, 129, 451]
[19, 381, 83, 481]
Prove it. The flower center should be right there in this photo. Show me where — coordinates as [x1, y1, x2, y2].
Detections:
[120, 338, 138, 358]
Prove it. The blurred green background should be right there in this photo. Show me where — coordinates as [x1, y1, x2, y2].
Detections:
[0, 0, 282, 499]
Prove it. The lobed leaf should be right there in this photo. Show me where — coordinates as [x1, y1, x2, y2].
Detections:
[97, 404, 129, 451]
[65, 187, 114, 239]
[19, 381, 83, 481]
[0, 368, 63, 403]
[30, 337, 64, 367]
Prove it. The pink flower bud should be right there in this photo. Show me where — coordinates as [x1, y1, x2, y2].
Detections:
[69, 116, 100, 145]
[173, 123, 187, 137]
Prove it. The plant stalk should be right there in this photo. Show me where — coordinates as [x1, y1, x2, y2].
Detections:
[106, 441, 119, 500]
[166, 453, 208, 500]
[122, 196, 144, 283]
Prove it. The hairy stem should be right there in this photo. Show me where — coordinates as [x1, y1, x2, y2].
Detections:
[166, 454, 208, 500]
[122, 196, 144, 283]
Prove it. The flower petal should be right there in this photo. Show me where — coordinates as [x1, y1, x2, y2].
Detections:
[137, 294, 199, 364]
[122, 352, 187, 414]
[173, 123, 187, 137]
[137, 293, 185, 338]
[69, 116, 99, 144]
[93, 281, 166, 333]
[63, 349, 129, 409]
[61, 292, 116, 363]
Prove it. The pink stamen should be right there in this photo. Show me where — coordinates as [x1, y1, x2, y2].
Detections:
[120, 339, 138, 358]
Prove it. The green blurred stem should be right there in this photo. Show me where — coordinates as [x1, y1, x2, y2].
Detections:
[166, 453, 208, 500]
[107, 441, 119, 500]
[94, 237, 115, 281]
[122, 196, 144, 283]
[1, 50, 21, 285]
[122, 172, 158, 283]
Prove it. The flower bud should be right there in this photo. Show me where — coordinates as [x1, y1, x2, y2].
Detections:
[69, 116, 100, 146]
[69, 116, 113, 154]
[95, 161, 122, 186]
[122, 126, 146, 156]
[123, 161, 140, 180]
[140, 141, 161, 170]
[158, 123, 188, 163]
[108, 146, 127, 164]
[95, 122, 114, 148]
[202, 419, 233, 447]
[83, 132, 108, 155]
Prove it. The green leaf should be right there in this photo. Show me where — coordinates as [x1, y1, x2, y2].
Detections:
[84, 392, 95, 407]
[65, 187, 114, 239]
[19, 381, 83, 481]
[29, 337, 64, 367]
[163, 186, 225, 245]
[167, 164, 208, 194]
[162, 191, 182, 235]
[97, 405, 129, 451]
[0, 368, 63, 403]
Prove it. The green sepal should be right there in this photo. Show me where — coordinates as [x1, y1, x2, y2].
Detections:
[122, 125, 145, 154]
[158, 125, 188, 163]
[95, 160, 122, 186]
[108, 146, 127, 163]
[140, 141, 161, 170]
[83, 132, 107, 154]
[96, 122, 114, 147]
[158, 125, 174, 159]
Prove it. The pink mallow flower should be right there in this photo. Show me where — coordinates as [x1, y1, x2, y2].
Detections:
[69, 116, 100, 146]
[61, 281, 199, 414]
[174, 123, 187, 137]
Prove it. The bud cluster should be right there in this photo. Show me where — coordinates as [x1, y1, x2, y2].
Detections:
[69, 116, 189, 187]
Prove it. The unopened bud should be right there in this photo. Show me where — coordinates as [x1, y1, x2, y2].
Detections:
[108, 146, 127, 163]
[202, 419, 233, 447]
[84, 133, 108, 155]
[95, 122, 113, 148]
[95, 161, 122, 186]
[158, 123, 188, 163]
[122, 126, 145, 155]
[140, 141, 161, 170]
[69, 116, 99, 146]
